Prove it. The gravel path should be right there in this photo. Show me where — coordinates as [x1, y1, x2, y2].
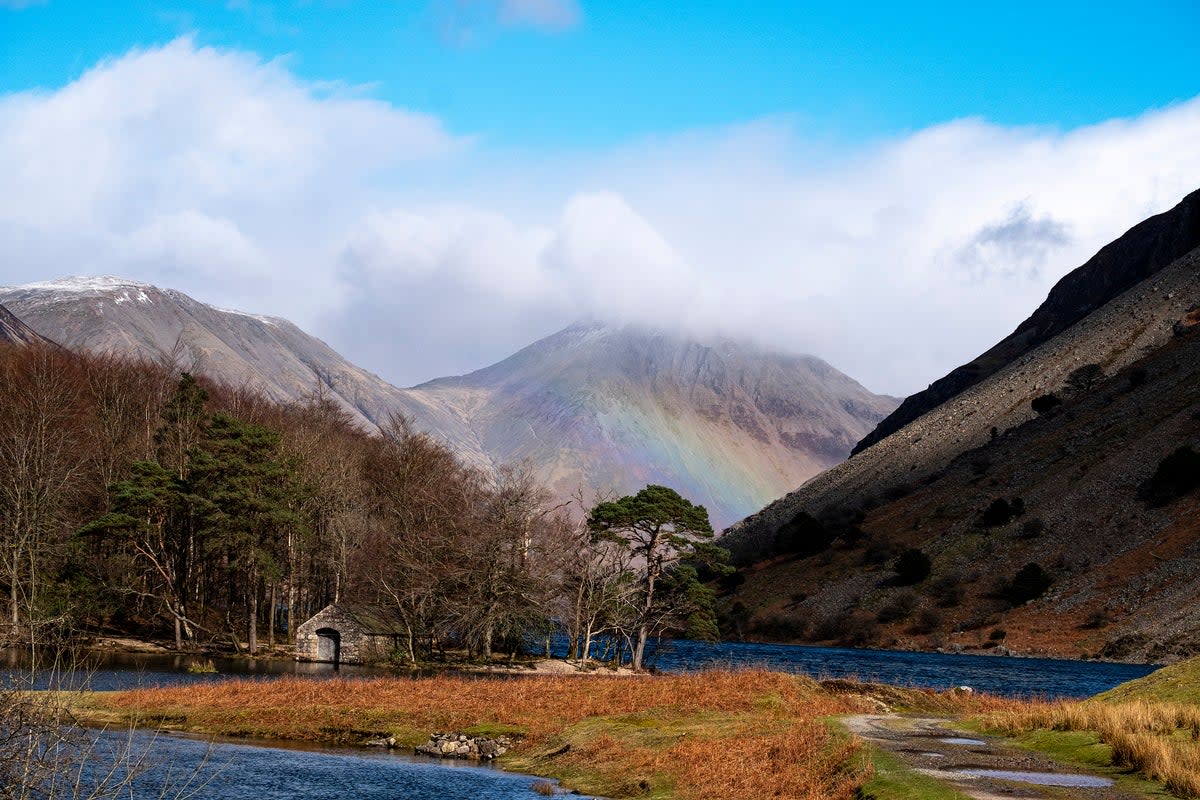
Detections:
[844, 714, 1147, 799]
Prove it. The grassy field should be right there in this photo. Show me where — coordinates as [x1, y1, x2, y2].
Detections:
[75, 670, 878, 800]
[974, 658, 1200, 799]
[67, 659, 1200, 799]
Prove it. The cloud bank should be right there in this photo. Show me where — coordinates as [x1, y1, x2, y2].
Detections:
[2, 39, 1200, 394]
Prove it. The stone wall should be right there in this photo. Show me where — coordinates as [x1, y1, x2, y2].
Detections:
[294, 604, 400, 665]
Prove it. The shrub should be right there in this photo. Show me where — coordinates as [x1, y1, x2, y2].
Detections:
[893, 548, 932, 585]
[1141, 446, 1200, 507]
[1031, 393, 1062, 414]
[1004, 563, 1053, 606]
[981, 497, 1024, 527]
[772, 512, 837, 558]
[838, 611, 880, 647]
[929, 574, 964, 608]
[1065, 363, 1104, 391]
[861, 538, 898, 566]
[908, 607, 943, 635]
[876, 590, 919, 623]
[750, 612, 809, 640]
[1018, 518, 1045, 538]
[718, 570, 746, 592]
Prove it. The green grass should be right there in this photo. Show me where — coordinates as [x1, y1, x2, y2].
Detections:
[461, 721, 527, 738]
[1095, 656, 1200, 706]
[852, 748, 964, 800]
[972, 726, 1173, 798]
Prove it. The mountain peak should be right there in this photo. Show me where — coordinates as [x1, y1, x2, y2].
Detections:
[11, 275, 155, 294]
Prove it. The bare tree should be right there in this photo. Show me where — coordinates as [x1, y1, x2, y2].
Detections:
[0, 348, 87, 645]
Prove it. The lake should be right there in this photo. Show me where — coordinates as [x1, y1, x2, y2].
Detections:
[2, 638, 1159, 698]
[72, 729, 561, 800]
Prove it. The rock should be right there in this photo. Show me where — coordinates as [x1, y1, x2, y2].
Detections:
[415, 732, 514, 761]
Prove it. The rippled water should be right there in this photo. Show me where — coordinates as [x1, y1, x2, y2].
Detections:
[84, 730, 560, 800]
[642, 639, 1157, 698]
[2, 638, 1159, 698]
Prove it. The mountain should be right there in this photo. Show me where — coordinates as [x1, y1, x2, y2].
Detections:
[0, 303, 52, 346]
[0, 277, 897, 528]
[854, 188, 1200, 454]
[406, 322, 898, 527]
[720, 190, 1200, 662]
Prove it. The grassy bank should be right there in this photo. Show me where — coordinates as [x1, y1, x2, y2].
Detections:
[970, 660, 1200, 800]
[979, 700, 1200, 798]
[74, 670, 878, 800]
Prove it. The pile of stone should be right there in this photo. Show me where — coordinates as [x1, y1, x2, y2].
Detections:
[414, 732, 513, 760]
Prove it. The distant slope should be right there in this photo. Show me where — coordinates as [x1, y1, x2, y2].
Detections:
[720, 191, 1200, 662]
[0, 302, 52, 346]
[854, 187, 1200, 454]
[0, 276, 420, 429]
[413, 322, 898, 527]
[0, 278, 897, 528]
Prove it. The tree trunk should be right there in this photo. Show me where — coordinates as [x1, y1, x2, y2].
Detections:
[582, 620, 594, 664]
[268, 583, 277, 650]
[481, 623, 493, 660]
[248, 582, 258, 656]
[632, 625, 648, 672]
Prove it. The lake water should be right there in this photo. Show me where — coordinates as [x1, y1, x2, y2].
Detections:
[2, 638, 1158, 698]
[640, 639, 1159, 699]
[75, 729, 560, 800]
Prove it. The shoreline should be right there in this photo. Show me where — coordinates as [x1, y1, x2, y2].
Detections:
[75, 633, 1161, 667]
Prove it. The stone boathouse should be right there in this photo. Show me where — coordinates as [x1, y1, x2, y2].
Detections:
[294, 603, 406, 665]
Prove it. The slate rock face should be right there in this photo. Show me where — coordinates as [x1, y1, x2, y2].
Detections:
[853, 187, 1200, 455]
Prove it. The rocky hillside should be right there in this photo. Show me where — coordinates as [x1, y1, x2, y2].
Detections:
[0, 279, 896, 528]
[0, 303, 52, 346]
[854, 187, 1200, 454]
[720, 190, 1200, 663]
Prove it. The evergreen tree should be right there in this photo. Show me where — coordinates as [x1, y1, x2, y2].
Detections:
[588, 485, 729, 670]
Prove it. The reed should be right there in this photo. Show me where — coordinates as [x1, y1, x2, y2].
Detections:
[981, 699, 1200, 798]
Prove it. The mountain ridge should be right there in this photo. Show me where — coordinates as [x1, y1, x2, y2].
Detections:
[853, 187, 1200, 455]
[0, 278, 897, 528]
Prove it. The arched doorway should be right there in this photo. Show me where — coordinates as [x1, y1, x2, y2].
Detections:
[315, 628, 341, 665]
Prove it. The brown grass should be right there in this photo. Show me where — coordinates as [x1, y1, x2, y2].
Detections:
[83, 669, 873, 800]
[983, 699, 1200, 798]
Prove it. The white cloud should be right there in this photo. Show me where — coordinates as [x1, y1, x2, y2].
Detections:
[2, 39, 1200, 394]
[0, 37, 461, 319]
[431, 0, 580, 45]
[498, 0, 581, 30]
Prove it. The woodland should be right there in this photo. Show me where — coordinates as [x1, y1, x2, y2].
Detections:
[0, 342, 725, 667]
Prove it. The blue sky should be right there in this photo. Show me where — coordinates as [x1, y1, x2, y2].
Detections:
[5, 1, 1198, 148]
[1, 1, 1199, 393]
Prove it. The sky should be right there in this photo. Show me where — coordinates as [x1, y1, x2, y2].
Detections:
[1, 1, 1199, 394]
